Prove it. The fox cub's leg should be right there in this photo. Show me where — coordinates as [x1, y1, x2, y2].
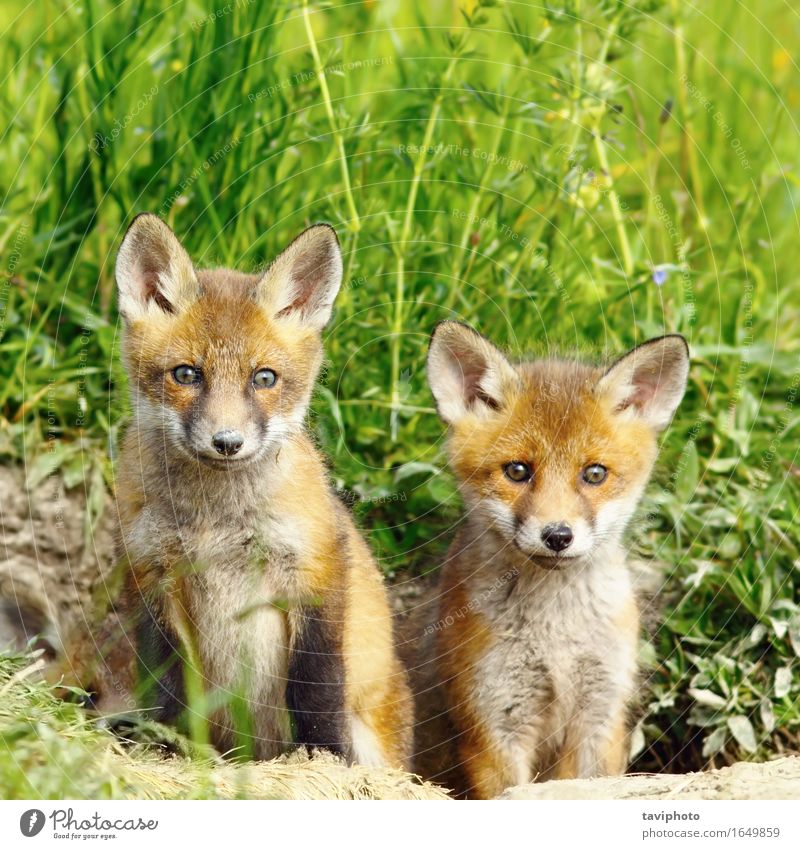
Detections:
[555, 693, 628, 778]
[340, 543, 414, 771]
[287, 600, 350, 757]
[135, 596, 186, 724]
[448, 680, 537, 798]
[461, 748, 506, 800]
[569, 708, 629, 778]
[458, 734, 531, 799]
[569, 607, 638, 778]
[341, 656, 413, 770]
[348, 688, 410, 769]
[346, 653, 413, 770]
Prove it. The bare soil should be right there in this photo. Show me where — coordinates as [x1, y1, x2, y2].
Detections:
[0, 465, 115, 651]
[501, 756, 800, 800]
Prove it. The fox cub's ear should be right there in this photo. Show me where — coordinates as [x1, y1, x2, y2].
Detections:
[427, 321, 518, 424]
[258, 224, 342, 331]
[597, 334, 690, 431]
[115, 214, 199, 321]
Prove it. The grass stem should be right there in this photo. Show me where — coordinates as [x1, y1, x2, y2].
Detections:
[389, 56, 458, 440]
[302, 0, 361, 233]
[671, 0, 708, 233]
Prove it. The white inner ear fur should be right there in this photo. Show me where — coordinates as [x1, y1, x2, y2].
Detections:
[115, 215, 199, 321]
[427, 322, 518, 424]
[597, 336, 689, 431]
[257, 224, 342, 331]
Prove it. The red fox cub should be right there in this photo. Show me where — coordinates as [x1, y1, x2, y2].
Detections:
[74, 215, 412, 767]
[417, 322, 689, 798]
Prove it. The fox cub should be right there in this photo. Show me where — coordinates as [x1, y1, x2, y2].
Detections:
[414, 322, 689, 798]
[71, 215, 412, 768]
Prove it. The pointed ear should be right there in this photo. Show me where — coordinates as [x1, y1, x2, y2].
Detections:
[115, 214, 199, 322]
[597, 335, 690, 431]
[427, 321, 518, 424]
[257, 224, 342, 331]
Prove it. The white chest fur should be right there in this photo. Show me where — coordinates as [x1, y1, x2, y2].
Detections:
[184, 559, 292, 759]
[125, 490, 307, 759]
[468, 555, 638, 775]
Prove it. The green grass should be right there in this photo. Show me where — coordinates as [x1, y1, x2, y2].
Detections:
[1, 0, 799, 791]
[0, 653, 208, 799]
[0, 653, 447, 799]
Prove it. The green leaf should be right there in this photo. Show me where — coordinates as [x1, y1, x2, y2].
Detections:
[629, 720, 646, 759]
[394, 461, 441, 482]
[702, 726, 727, 758]
[675, 439, 699, 503]
[760, 700, 776, 734]
[689, 688, 727, 709]
[727, 715, 758, 753]
[775, 667, 792, 699]
[789, 617, 800, 657]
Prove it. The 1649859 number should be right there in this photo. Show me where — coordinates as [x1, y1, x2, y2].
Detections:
[737, 828, 781, 838]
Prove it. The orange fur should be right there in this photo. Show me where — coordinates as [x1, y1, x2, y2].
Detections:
[59, 218, 412, 769]
[416, 324, 688, 797]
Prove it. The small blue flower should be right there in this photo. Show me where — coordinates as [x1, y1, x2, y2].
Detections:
[652, 268, 668, 286]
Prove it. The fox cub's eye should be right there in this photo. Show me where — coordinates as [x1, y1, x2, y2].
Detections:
[253, 368, 278, 389]
[172, 365, 201, 385]
[582, 464, 608, 485]
[504, 461, 533, 483]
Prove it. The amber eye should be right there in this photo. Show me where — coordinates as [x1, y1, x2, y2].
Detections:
[582, 464, 608, 485]
[504, 461, 533, 483]
[173, 365, 201, 385]
[253, 368, 278, 389]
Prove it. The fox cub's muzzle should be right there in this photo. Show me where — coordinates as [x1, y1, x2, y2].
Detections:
[540, 522, 574, 553]
[211, 429, 245, 457]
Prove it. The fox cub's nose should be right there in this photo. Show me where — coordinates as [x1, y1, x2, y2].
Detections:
[211, 429, 244, 457]
[541, 523, 574, 553]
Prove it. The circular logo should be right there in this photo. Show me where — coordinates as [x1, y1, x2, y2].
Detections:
[20, 810, 46, 837]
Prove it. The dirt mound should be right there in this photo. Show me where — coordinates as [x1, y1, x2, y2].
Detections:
[501, 756, 800, 800]
[0, 465, 115, 651]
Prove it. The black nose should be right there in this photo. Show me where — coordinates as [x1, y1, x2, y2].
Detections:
[541, 523, 574, 553]
[211, 430, 244, 457]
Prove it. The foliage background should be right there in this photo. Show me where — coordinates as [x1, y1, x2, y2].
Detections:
[1, 0, 799, 791]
